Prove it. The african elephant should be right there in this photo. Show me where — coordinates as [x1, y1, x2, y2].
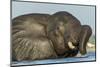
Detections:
[12, 11, 92, 61]
[47, 11, 92, 57]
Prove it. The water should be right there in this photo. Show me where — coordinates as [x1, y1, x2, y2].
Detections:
[11, 52, 96, 66]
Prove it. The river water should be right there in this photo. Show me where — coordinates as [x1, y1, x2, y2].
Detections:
[11, 52, 96, 66]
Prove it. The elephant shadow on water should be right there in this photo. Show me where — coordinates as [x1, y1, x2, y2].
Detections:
[12, 11, 92, 61]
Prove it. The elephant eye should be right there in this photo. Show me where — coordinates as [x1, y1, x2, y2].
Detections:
[57, 26, 59, 30]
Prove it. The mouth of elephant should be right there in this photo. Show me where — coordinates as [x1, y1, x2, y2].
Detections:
[66, 42, 87, 55]
[58, 48, 79, 57]
[67, 42, 87, 55]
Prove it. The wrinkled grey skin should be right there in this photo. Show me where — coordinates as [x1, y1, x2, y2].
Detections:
[48, 11, 92, 57]
[12, 11, 92, 61]
[12, 14, 58, 61]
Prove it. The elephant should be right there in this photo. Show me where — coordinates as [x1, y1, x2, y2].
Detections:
[12, 11, 92, 61]
[47, 11, 92, 57]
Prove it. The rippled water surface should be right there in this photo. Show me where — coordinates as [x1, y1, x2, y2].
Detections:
[11, 52, 96, 66]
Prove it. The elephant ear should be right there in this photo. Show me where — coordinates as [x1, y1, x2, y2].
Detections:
[79, 25, 92, 55]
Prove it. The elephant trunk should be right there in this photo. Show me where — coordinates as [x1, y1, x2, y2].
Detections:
[79, 25, 92, 55]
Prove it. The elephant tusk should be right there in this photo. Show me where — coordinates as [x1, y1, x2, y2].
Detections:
[68, 41, 75, 49]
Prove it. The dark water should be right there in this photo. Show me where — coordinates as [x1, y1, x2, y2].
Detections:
[11, 52, 96, 66]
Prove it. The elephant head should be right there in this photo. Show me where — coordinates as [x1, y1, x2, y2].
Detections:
[47, 11, 92, 57]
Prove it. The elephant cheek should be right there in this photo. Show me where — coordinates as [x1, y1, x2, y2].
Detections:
[58, 23, 65, 36]
[59, 27, 65, 35]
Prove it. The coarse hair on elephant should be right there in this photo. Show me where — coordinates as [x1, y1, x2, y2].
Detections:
[47, 11, 92, 57]
[12, 11, 92, 61]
